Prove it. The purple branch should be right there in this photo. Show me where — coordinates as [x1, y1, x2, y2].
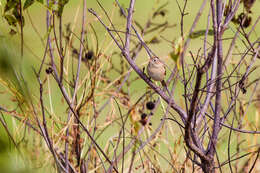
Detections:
[207, 0, 223, 158]
[88, 8, 187, 122]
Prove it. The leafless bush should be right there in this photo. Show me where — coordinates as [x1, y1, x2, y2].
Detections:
[0, 0, 260, 173]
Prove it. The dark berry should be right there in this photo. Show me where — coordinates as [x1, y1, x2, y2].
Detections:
[72, 48, 78, 55]
[241, 88, 247, 94]
[141, 113, 147, 120]
[139, 119, 147, 126]
[85, 51, 94, 60]
[146, 101, 155, 110]
[45, 67, 53, 74]
[237, 13, 252, 28]
[242, 16, 251, 28]
[159, 10, 166, 17]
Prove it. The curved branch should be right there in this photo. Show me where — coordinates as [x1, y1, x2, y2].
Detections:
[88, 8, 187, 123]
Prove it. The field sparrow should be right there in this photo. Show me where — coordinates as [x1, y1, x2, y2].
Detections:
[147, 57, 166, 86]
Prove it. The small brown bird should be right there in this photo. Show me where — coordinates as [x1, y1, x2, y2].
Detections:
[147, 57, 166, 86]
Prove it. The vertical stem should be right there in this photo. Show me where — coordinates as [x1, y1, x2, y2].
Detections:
[65, 0, 87, 172]
[207, 0, 223, 168]
[124, 0, 135, 54]
[19, 0, 23, 58]
[59, 16, 64, 82]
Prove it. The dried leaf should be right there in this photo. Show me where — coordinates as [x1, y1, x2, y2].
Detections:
[4, 0, 19, 12]
[23, 0, 35, 9]
[189, 29, 214, 39]
[170, 37, 183, 70]
[4, 15, 17, 27]
[9, 29, 17, 35]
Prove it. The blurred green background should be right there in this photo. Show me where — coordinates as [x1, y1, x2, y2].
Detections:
[0, 0, 260, 172]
